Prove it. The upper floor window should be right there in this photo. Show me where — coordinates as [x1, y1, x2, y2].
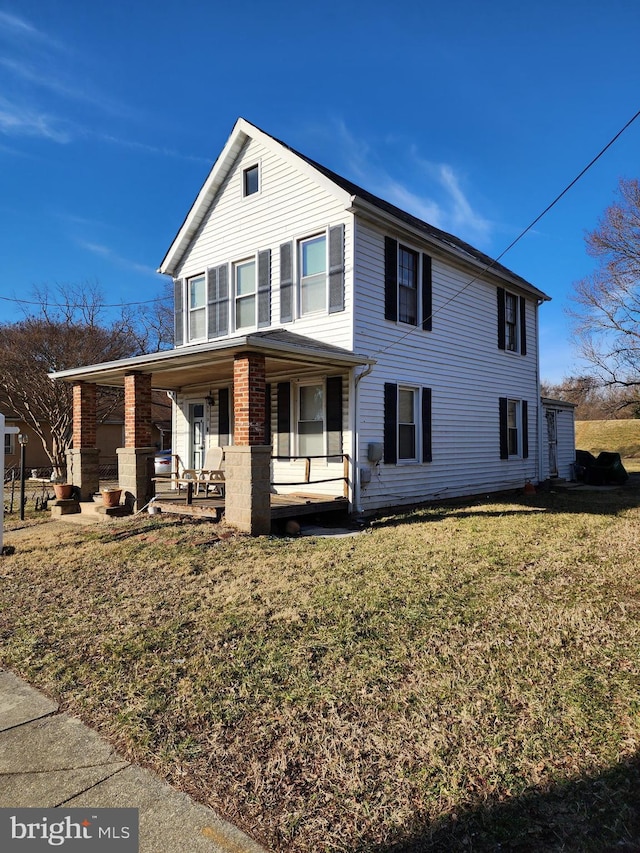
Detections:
[235, 258, 257, 330]
[299, 235, 327, 315]
[498, 287, 527, 355]
[243, 164, 259, 197]
[384, 237, 432, 330]
[398, 245, 419, 325]
[188, 274, 206, 341]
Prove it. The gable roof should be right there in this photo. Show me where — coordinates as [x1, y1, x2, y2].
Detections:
[160, 118, 549, 301]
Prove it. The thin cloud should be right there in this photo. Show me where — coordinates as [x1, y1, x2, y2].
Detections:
[78, 240, 161, 278]
[0, 97, 70, 142]
[0, 10, 64, 50]
[306, 117, 493, 247]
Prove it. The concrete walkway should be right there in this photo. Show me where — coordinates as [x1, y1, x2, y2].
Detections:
[0, 670, 268, 853]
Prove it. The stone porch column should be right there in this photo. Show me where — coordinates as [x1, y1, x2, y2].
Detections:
[224, 352, 271, 535]
[117, 372, 155, 511]
[67, 381, 99, 500]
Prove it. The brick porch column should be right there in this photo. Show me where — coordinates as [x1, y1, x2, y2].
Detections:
[67, 381, 99, 500]
[117, 372, 155, 511]
[224, 352, 271, 535]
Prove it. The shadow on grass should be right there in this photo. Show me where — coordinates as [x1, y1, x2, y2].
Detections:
[373, 473, 640, 529]
[369, 753, 640, 852]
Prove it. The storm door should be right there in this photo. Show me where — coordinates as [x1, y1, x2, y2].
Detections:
[189, 402, 206, 469]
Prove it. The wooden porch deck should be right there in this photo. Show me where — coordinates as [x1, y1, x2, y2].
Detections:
[152, 485, 349, 522]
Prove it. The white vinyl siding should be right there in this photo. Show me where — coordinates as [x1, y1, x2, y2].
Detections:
[175, 136, 353, 351]
[354, 219, 541, 512]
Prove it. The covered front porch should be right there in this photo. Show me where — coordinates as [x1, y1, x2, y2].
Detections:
[51, 330, 374, 534]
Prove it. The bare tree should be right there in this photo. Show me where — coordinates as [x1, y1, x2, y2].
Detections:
[0, 282, 171, 476]
[570, 178, 640, 411]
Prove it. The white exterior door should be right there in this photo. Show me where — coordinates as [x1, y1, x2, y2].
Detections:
[189, 402, 206, 469]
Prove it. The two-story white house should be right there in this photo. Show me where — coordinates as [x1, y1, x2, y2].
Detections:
[51, 118, 574, 531]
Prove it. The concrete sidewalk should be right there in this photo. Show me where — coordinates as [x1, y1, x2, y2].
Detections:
[0, 670, 268, 853]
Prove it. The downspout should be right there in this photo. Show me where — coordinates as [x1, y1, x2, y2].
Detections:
[535, 298, 544, 483]
[353, 362, 375, 514]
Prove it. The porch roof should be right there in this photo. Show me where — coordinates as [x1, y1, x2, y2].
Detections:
[49, 330, 375, 390]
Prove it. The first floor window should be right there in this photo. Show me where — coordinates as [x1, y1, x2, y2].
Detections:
[507, 399, 519, 455]
[4, 431, 14, 455]
[398, 387, 418, 460]
[235, 258, 256, 329]
[300, 235, 327, 315]
[499, 397, 528, 459]
[298, 383, 324, 455]
[188, 275, 206, 340]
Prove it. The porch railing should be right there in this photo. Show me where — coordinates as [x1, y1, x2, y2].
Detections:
[270, 454, 350, 498]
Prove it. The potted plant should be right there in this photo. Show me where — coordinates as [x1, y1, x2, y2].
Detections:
[53, 483, 74, 500]
[102, 488, 122, 508]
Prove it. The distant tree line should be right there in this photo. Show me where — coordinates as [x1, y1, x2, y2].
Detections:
[0, 281, 172, 476]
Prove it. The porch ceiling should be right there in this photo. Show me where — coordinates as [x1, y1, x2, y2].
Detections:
[49, 330, 375, 390]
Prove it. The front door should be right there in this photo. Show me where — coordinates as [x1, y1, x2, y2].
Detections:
[546, 409, 558, 477]
[189, 402, 206, 469]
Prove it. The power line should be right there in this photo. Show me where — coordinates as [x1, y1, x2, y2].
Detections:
[372, 105, 640, 358]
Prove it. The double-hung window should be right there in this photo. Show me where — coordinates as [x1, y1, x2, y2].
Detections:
[299, 235, 327, 315]
[4, 431, 14, 456]
[398, 387, 418, 461]
[298, 383, 324, 456]
[504, 292, 518, 352]
[235, 258, 256, 330]
[188, 274, 206, 341]
[398, 246, 419, 325]
[499, 397, 529, 459]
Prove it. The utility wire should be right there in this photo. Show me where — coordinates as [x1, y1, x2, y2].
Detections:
[372, 105, 640, 358]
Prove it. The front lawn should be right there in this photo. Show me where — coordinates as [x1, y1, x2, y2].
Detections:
[1, 482, 640, 851]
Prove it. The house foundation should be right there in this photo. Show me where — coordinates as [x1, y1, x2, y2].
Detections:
[116, 447, 156, 512]
[223, 445, 272, 535]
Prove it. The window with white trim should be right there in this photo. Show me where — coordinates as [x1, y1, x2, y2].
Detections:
[243, 164, 259, 197]
[398, 245, 419, 325]
[505, 292, 518, 352]
[398, 386, 418, 461]
[235, 258, 256, 330]
[507, 399, 520, 456]
[297, 382, 324, 456]
[299, 234, 327, 315]
[188, 274, 206, 341]
[4, 431, 14, 456]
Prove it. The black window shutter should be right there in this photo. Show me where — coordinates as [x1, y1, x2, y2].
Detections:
[258, 249, 271, 328]
[218, 387, 230, 446]
[326, 376, 343, 460]
[384, 382, 398, 464]
[173, 279, 183, 346]
[276, 382, 291, 457]
[384, 237, 398, 321]
[522, 399, 529, 458]
[499, 397, 508, 459]
[265, 383, 272, 447]
[280, 242, 293, 323]
[328, 224, 345, 313]
[421, 254, 433, 331]
[519, 295, 527, 356]
[421, 387, 432, 462]
[497, 287, 506, 351]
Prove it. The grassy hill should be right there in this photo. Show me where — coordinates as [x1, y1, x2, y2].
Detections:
[575, 419, 640, 459]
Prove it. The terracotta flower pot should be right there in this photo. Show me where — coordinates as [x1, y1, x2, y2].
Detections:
[53, 483, 73, 500]
[102, 488, 122, 508]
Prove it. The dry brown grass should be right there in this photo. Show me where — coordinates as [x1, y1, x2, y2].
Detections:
[2, 484, 640, 852]
[576, 419, 640, 460]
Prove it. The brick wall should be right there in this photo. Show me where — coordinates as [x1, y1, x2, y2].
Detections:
[72, 382, 97, 448]
[233, 353, 266, 446]
[124, 372, 152, 447]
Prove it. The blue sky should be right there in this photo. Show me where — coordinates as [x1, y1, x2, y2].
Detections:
[1, 0, 639, 382]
